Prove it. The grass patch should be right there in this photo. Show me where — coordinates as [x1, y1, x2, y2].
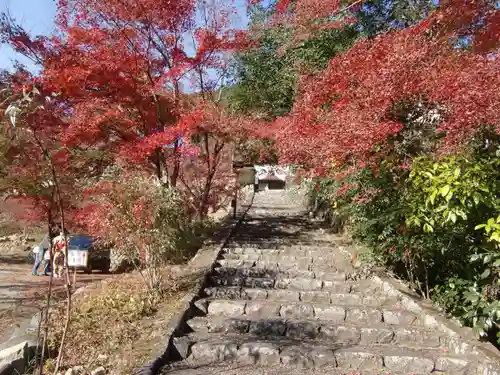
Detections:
[45, 268, 200, 374]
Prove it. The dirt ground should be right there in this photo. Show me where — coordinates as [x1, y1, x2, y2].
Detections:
[0, 243, 113, 343]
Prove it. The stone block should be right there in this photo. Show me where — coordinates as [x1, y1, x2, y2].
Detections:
[315, 271, 346, 282]
[280, 346, 314, 368]
[242, 288, 268, 300]
[249, 319, 286, 336]
[300, 291, 331, 304]
[173, 336, 192, 359]
[314, 305, 346, 322]
[254, 261, 278, 269]
[249, 277, 276, 288]
[245, 301, 281, 318]
[205, 287, 240, 299]
[275, 278, 291, 289]
[393, 328, 440, 347]
[384, 354, 434, 373]
[0, 339, 37, 375]
[286, 321, 320, 339]
[346, 308, 382, 324]
[383, 310, 418, 325]
[207, 300, 246, 316]
[186, 318, 208, 333]
[435, 357, 469, 373]
[90, 367, 105, 375]
[208, 318, 250, 334]
[331, 293, 362, 305]
[288, 269, 315, 278]
[190, 342, 238, 362]
[335, 349, 382, 370]
[261, 254, 293, 263]
[312, 348, 337, 367]
[360, 327, 394, 345]
[289, 278, 323, 291]
[440, 337, 474, 356]
[279, 303, 314, 319]
[211, 276, 243, 287]
[318, 325, 360, 345]
[238, 342, 280, 365]
[267, 289, 300, 302]
[322, 282, 352, 293]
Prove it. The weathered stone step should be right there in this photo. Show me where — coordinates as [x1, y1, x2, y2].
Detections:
[197, 299, 431, 329]
[213, 266, 346, 282]
[161, 364, 442, 375]
[185, 316, 444, 348]
[223, 246, 344, 257]
[224, 241, 341, 249]
[203, 287, 399, 307]
[220, 252, 342, 267]
[208, 274, 354, 291]
[173, 335, 479, 374]
[217, 258, 345, 273]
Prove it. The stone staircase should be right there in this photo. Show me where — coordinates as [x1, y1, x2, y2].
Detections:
[159, 190, 500, 375]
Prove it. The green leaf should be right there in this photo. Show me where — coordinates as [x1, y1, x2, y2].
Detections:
[453, 167, 460, 178]
[440, 185, 450, 197]
[470, 254, 480, 261]
[484, 254, 493, 264]
[475, 224, 486, 230]
[429, 191, 437, 205]
[493, 259, 500, 267]
[481, 268, 491, 279]
[423, 223, 434, 233]
[490, 232, 500, 242]
[450, 212, 457, 223]
[466, 293, 479, 303]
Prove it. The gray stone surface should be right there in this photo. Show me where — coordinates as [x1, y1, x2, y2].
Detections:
[155, 190, 500, 375]
[207, 301, 246, 316]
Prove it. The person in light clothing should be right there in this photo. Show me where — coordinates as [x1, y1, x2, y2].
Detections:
[52, 231, 67, 279]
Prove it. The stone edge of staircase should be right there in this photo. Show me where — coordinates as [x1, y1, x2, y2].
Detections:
[133, 192, 255, 375]
[339, 243, 500, 372]
[372, 274, 500, 368]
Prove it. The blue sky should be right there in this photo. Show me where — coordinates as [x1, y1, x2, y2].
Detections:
[0, 0, 57, 71]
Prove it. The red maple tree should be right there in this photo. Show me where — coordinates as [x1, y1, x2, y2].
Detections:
[43, 0, 248, 188]
[272, 0, 500, 170]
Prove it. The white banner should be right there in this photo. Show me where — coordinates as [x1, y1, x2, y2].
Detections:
[67, 249, 89, 268]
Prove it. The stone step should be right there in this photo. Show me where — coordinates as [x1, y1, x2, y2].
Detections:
[161, 363, 443, 375]
[203, 287, 400, 307]
[172, 334, 479, 374]
[185, 316, 444, 348]
[217, 258, 346, 273]
[198, 299, 431, 329]
[212, 266, 346, 281]
[220, 252, 342, 266]
[208, 273, 358, 292]
[223, 246, 343, 256]
[224, 241, 341, 249]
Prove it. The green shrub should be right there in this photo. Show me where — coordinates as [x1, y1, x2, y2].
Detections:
[309, 130, 500, 342]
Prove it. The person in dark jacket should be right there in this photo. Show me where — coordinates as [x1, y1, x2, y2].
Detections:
[32, 232, 50, 276]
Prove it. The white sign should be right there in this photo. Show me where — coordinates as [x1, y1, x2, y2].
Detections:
[67, 250, 89, 268]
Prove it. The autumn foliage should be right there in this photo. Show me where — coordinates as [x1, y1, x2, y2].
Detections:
[273, 0, 500, 170]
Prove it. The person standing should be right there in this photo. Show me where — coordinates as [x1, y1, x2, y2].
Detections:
[31, 232, 50, 276]
[52, 230, 68, 279]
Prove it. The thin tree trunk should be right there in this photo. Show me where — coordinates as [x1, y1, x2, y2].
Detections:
[50, 164, 72, 375]
[38, 199, 55, 375]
